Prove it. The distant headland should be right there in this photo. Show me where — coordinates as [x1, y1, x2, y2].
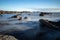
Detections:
[0, 10, 32, 14]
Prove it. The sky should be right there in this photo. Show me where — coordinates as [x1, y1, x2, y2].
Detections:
[0, 0, 60, 11]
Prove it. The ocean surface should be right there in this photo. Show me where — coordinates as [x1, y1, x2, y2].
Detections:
[0, 12, 60, 40]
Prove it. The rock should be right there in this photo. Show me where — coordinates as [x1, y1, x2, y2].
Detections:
[10, 15, 17, 18]
[48, 21, 60, 27]
[8, 15, 22, 20]
[39, 12, 52, 16]
[17, 16, 22, 20]
[23, 17, 31, 21]
[0, 35, 18, 40]
[24, 17, 28, 19]
[39, 12, 44, 16]
[40, 19, 60, 30]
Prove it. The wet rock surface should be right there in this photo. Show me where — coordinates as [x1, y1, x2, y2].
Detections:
[49, 21, 60, 27]
[0, 34, 18, 40]
[38, 19, 60, 40]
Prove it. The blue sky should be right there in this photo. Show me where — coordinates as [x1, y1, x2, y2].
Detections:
[0, 0, 60, 11]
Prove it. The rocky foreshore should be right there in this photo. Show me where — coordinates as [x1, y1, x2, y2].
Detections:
[38, 19, 60, 40]
[0, 34, 18, 40]
[39, 19, 60, 30]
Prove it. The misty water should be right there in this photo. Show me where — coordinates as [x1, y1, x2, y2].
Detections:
[0, 12, 60, 40]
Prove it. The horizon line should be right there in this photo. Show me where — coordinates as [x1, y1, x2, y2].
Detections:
[0, 8, 60, 12]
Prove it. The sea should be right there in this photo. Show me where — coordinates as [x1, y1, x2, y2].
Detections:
[0, 12, 60, 40]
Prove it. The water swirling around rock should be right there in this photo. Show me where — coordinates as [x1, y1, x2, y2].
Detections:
[0, 13, 60, 40]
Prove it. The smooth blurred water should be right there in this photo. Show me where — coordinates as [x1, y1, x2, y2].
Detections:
[0, 12, 60, 31]
[0, 12, 60, 39]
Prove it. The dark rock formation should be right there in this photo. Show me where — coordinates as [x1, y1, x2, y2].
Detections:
[9, 15, 17, 18]
[39, 12, 52, 16]
[8, 15, 22, 20]
[49, 21, 60, 27]
[39, 12, 44, 16]
[39, 19, 60, 40]
[39, 19, 60, 30]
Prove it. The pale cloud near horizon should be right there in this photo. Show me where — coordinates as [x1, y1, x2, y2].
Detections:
[1, 7, 60, 11]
